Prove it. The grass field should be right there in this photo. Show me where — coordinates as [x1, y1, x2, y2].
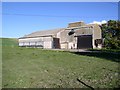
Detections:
[2, 38, 120, 88]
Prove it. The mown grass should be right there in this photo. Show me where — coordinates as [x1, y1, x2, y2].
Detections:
[2, 38, 120, 88]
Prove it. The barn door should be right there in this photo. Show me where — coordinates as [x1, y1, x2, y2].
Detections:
[77, 35, 92, 49]
[53, 38, 60, 49]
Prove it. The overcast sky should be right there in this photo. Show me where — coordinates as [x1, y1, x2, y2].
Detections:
[2, 2, 118, 38]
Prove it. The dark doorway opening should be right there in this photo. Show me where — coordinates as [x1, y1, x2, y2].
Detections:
[53, 38, 60, 49]
[77, 35, 92, 49]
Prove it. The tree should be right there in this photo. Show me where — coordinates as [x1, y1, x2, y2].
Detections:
[101, 20, 120, 49]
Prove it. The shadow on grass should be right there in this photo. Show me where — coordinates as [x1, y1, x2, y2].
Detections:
[71, 51, 120, 63]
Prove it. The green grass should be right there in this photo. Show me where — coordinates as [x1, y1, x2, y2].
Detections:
[88, 48, 120, 53]
[1, 38, 18, 47]
[2, 38, 120, 88]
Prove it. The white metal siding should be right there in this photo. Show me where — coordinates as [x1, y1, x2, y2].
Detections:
[19, 37, 53, 48]
[19, 42, 24, 46]
[44, 41, 52, 49]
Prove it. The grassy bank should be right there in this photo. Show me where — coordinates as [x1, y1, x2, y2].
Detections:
[2, 38, 120, 88]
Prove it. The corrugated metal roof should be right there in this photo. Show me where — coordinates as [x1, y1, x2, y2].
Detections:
[20, 28, 65, 38]
[19, 24, 101, 39]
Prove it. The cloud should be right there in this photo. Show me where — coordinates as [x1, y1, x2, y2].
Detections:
[90, 20, 107, 25]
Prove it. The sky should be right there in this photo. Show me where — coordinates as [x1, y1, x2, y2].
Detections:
[1, 0, 120, 2]
[2, 2, 118, 38]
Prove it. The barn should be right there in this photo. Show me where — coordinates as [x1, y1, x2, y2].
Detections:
[18, 21, 102, 49]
